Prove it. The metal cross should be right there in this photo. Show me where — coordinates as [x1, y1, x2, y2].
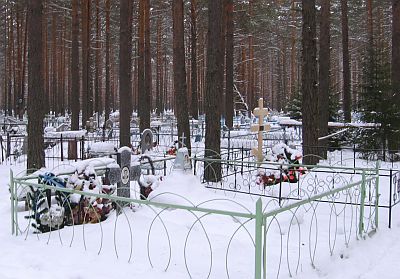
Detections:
[251, 98, 270, 162]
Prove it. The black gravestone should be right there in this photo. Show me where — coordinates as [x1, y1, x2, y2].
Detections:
[116, 147, 131, 212]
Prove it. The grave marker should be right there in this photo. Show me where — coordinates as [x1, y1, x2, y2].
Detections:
[179, 133, 186, 147]
[174, 147, 192, 171]
[251, 98, 270, 162]
[116, 147, 132, 200]
[141, 129, 154, 154]
[85, 117, 96, 133]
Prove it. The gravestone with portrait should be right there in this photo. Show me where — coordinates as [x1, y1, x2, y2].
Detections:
[116, 147, 134, 198]
[141, 129, 154, 154]
[114, 147, 137, 213]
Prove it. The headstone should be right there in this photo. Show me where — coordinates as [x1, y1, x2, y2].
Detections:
[141, 129, 153, 154]
[105, 161, 141, 185]
[85, 117, 96, 133]
[117, 147, 132, 200]
[105, 149, 141, 210]
[174, 147, 192, 171]
[105, 119, 114, 129]
[250, 98, 271, 162]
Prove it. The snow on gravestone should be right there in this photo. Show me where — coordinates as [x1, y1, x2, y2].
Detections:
[105, 158, 141, 186]
[174, 147, 192, 171]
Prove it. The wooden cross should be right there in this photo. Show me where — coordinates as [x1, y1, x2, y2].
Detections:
[179, 133, 186, 147]
[251, 98, 270, 162]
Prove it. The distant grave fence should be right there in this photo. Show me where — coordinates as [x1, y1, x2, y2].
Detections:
[192, 157, 399, 228]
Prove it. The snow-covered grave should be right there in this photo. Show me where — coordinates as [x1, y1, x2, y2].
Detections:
[7, 144, 383, 279]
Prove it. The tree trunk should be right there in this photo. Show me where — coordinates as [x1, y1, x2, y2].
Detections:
[290, 0, 297, 99]
[393, 0, 400, 99]
[3, 2, 7, 113]
[172, 0, 191, 152]
[156, 17, 162, 116]
[105, 0, 111, 121]
[318, 0, 331, 158]
[20, 9, 28, 118]
[341, 0, 351, 122]
[190, 0, 199, 120]
[51, 12, 57, 114]
[95, 0, 102, 115]
[119, 0, 133, 147]
[27, 0, 45, 171]
[301, 0, 319, 165]
[69, 0, 80, 160]
[42, 0, 49, 113]
[225, 0, 234, 128]
[144, 0, 151, 121]
[81, 0, 91, 125]
[204, 0, 223, 182]
[138, 0, 150, 132]
[391, 0, 400, 150]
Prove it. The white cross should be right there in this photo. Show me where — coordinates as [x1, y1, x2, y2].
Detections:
[251, 98, 270, 162]
[179, 133, 186, 147]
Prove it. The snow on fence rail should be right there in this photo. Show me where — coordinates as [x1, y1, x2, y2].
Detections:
[9, 161, 379, 279]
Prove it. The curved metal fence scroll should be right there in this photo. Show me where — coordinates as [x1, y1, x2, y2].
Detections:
[9, 160, 379, 279]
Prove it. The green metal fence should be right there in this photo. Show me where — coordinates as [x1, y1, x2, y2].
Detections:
[9, 161, 379, 279]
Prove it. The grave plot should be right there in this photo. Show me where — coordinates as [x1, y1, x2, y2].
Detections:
[9, 143, 380, 279]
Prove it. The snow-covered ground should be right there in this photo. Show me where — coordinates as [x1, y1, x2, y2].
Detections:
[2, 153, 400, 279]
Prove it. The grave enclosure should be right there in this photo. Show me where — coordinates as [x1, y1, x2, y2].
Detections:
[10, 155, 380, 279]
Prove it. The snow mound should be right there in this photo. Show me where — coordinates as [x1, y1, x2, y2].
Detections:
[89, 142, 116, 153]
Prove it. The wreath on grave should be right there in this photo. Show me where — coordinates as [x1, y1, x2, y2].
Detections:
[25, 167, 115, 233]
[64, 166, 114, 225]
[256, 143, 307, 188]
[25, 172, 68, 233]
[138, 155, 162, 200]
[166, 140, 179, 156]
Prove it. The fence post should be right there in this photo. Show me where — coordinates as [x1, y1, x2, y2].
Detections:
[375, 162, 380, 229]
[227, 129, 231, 172]
[255, 198, 263, 279]
[358, 171, 366, 238]
[193, 154, 197, 176]
[81, 136, 85, 159]
[389, 169, 393, 229]
[278, 167, 282, 206]
[60, 134, 64, 161]
[6, 132, 10, 158]
[74, 137, 78, 162]
[263, 216, 267, 279]
[10, 169, 15, 235]
[164, 154, 167, 176]
[353, 145, 356, 172]
[0, 135, 3, 162]
[340, 147, 343, 165]
[241, 146, 244, 175]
